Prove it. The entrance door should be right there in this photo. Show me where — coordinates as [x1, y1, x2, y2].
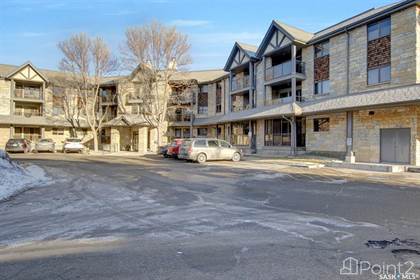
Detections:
[147, 128, 151, 151]
[296, 117, 306, 148]
[380, 128, 410, 164]
[132, 131, 138, 152]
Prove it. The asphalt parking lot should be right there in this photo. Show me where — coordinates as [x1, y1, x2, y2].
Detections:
[1, 153, 420, 279]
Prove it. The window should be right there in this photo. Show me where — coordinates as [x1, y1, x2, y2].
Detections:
[231, 122, 249, 145]
[198, 106, 208, 114]
[313, 118, 330, 132]
[219, 140, 231, 148]
[183, 128, 190, 138]
[197, 86, 208, 114]
[368, 65, 391, 85]
[197, 128, 208, 137]
[264, 119, 291, 146]
[174, 128, 182, 138]
[52, 127, 64, 135]
[194, 139, 207, 147]
[314, 80, 330, 95]
[208, 140, 219, 147]
[314, 41, 330, 58]
[368, 18, 391, 41]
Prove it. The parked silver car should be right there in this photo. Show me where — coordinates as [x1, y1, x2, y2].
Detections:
[35, 138, 56, 153]
[178, 138, 242, 163]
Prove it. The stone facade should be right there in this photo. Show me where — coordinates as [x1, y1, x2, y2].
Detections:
[305, 113, 347, 155]
[353, 106, 420, 165]
[329, 33, 348, 97]
[0, 80, 11, 115]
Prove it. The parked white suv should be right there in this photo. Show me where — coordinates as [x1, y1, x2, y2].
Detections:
[63, 138, 86, 153]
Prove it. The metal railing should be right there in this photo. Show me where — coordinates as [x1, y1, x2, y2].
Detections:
[14, 110, 42, 117]
[231, 75, 250, 92]
[231, 104, 251, 113]
[265, 60, 305, 81]
[172, 114, 191, 122]
[14, 88, 42, 100]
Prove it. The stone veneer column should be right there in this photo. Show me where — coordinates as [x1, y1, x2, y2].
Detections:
[345, 111, 355, 163]
[137, 127, 148, 155]
[110, 127, 120, 152]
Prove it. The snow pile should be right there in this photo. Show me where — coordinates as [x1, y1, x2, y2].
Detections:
[0, 150, 51, 201]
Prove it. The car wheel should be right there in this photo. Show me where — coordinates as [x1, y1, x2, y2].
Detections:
[232, 152, 241, 162]
[196, 153, 207, 164]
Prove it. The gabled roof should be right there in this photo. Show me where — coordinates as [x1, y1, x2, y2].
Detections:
[223, 42, 258, 71]
[5, 61, 49, 83]
[104, 114, 148, 127]
[273, 21, 314, 43]
[170, 69, 227, 84]
[256, 20, 314, 57]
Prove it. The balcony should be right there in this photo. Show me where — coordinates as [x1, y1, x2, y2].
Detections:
[14, 88, 43, 100]
[101, 95, 117, 104]
[231, 104, 251, 113]
[231, 76, 250, 92]
[169, 91, 193, 105]
[265, 60, 305, 82]
[14, 104, 42, 118]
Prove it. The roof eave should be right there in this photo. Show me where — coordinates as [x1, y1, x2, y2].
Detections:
[309, 0, 419, 44]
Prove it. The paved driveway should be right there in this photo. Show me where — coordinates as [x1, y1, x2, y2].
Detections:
[1, 154, 420, 279]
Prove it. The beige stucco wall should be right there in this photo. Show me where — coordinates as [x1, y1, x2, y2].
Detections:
[0, 126, 11, 149]
[305, 112, 347, 154]
[353, 105, 419, 165]
[0, 80, 11, 115]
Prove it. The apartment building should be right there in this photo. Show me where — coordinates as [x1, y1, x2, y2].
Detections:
[186, 0, 420, 166]
[1, 0, 419, 165]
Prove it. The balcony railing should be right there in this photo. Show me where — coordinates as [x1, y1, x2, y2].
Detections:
[168, 113, 191, 123]
[101, 95, 117, 104]
[231, 76, 250, 92]
[231, 104, 251, 113]
[264, 96, 293, 106]
[14, 88, 42, 100]
[14, 110, 42, 117]
[265, 60, 305, 81]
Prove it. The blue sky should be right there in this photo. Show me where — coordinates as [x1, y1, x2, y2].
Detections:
[0, 0, 395, 72]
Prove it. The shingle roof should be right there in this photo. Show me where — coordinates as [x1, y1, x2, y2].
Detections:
[273, 20, 314, 43]
[170, 69, 227, 83]
[236, 42, 258, 57]
[302, 84, 420, 114]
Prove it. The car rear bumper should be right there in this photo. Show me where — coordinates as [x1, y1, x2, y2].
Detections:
[5, 147, 25, 152]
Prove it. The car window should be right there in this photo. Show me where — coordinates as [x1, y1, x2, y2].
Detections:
[40, 139, 52, 143]
[194, 140, 207, 147]
[67, 139, 81, 143]
[208, 140, 219, 148]
[219, 140, 231, 148]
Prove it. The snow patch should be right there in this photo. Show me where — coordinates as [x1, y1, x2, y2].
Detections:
[0, 150, 52, 201]
[249, 173, 286, 180]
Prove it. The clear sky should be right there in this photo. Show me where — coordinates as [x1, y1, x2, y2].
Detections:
[0, 0, 396, 72]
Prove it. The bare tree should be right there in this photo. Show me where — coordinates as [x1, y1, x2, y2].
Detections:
[49, 78, 84, 137]
[120, 21, 191, 147]
[57, 33, 118, 151]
